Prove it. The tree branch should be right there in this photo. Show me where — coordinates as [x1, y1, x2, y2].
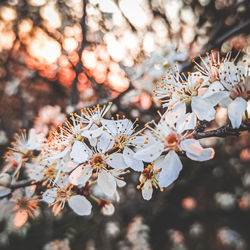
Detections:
[71, 0, 88, 106]
[193, 123, 250, 140]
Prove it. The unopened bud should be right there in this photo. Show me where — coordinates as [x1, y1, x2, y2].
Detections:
[101, 202, 115, 216]
[0, 173, 11, 187]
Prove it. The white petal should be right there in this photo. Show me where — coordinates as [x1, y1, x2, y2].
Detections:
[68, 195, 92, 216]
[70, 141, 90, 164]
[153, 156, 166, 170]
[191, 96, 216, 121]
[61, 161, 78, 172]
[50, 146, 70, 159]
[228, 97, 247, 128]
[25, 185, 36, 198]
[134, 143, 163, 162]
[180, 139, 214, 161]
[42, 189, 57, 204]
[97, 131, 114, 153]
[101, 119, 118, 134]
[176, 112, 197, 134]
[142, 180, 153, 200]
[115, 119, 133, 135]
[69, 165, 92, 185]
[97, 170, 117, 196]
[161, 101, 186, 126]
[219, 96, 232, 108]
[159, 150, 183, 188]
[82, 127, 103, 146]
[203, 82, 230, 107]
[116, 178, 126, 188]
[0, 187, 11, 198]
[123, 147, 144, 171]
[106, 152, 128, 169]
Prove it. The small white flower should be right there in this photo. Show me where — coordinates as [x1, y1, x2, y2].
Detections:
[69, 144, 127, 196]
[77, 103, 112, 129]
[153, 64, 224, 121]
[42, 184, 92, 216]
[219, 63, 249, 128]
[137, 163, 161, 200]
[134, 113, 214, 188]
[99, 119, 146, 171]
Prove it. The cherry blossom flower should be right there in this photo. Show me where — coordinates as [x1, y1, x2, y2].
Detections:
[134, 111, 214, 188]
[192, 50, 240, 83]
[5, 129, 45, 177]
[10, 186, 39, 228]
[69, 142, 127, 196]
[219, 62, 249, 128]
[99, 119, 147, 171]
[137, 163, 161, 200]
[42, 184, 92, 216]
[153, 64, 226, 121]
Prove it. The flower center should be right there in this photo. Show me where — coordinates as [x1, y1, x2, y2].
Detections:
[90, 153, 105, 168]
[165, 133, 180, 150]
[114, 134, 128, 149]
[142, 166, 154, 180]
[57, 189, 71, 201]
[230, 81, 249, 100]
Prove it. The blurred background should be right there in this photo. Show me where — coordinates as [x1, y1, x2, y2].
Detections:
[0, 0, 250, 249]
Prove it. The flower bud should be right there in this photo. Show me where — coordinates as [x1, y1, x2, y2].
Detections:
[100, 201, 115, 216]
[0, 173, 11, 187]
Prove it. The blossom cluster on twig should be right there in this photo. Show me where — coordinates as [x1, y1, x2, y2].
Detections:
[0, 51, 249, 227]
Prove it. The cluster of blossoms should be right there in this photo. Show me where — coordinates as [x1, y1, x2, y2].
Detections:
[0, 51, 249, 225]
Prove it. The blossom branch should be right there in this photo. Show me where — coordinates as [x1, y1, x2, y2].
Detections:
[193, 123, 250, 140]
[9, 179, 43, 190]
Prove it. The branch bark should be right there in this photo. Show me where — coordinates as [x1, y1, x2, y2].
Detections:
[193, 123, 250, 140]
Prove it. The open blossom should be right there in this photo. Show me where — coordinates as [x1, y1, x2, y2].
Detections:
[192, 50, 241, 83]
[153, 64, 226, 121]
[68, 141, 127, 196]
[42, 184, 92, 216]
[10, 186, 39, 228]
[99, 118, 148, 171]
[4, 129, 45, 177]
[134, 110, 214, 188]
[137, 163, 161, 200]
[218, 62, 249, 128]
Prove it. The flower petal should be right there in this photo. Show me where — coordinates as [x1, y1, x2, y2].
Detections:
[161, 101, 186, 126]
[14, 210, 28, 228]
[191, 96, 216, 121]
[180, 138, 214, 161]
[68, 195, 92, 216]
[142, 179, 153, 200]
[42, 189, 57, 204]
[123, 147, 144, 171]
[159, 150, 183, 188]
[203, 81, 229, 106]
[97, 170, 117, 196]
[69, 165, 92, 185]
[228, 97, 247, 128]
[70, 141, 90, 164]
[106, 152, 128, 169]
[134, 143, 163, 162]
[97, 131, 114, 153]
[82, 127, 103, 146]
[176, 112, 197, 134]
